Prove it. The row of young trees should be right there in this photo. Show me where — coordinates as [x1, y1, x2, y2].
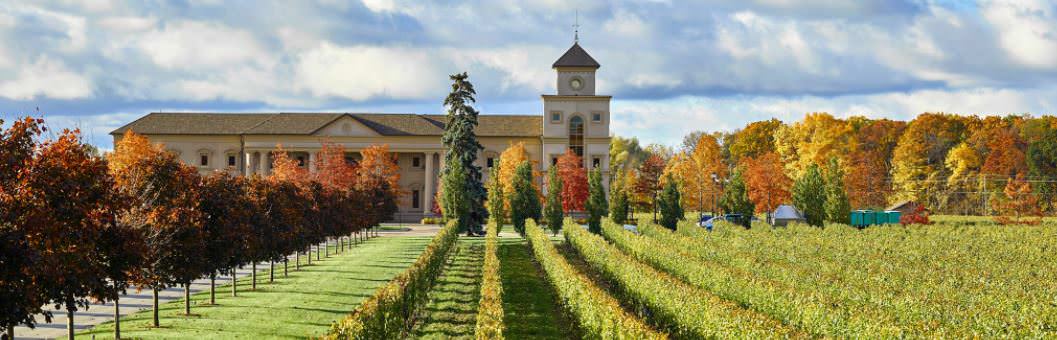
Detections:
[0, 120, 399, 340]
[609, 112, 1053, 225]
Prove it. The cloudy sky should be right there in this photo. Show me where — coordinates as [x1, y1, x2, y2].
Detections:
[1, 0, 1056, 149]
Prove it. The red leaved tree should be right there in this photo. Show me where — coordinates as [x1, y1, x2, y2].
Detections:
[992, 175, 1043, 225]
[632, 155, 666, 216]
[743, 152, 791, 215]
[556, 150, 588, 212]
[197, 172, 253, 303]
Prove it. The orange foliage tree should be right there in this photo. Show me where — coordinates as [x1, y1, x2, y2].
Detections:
[556, 150, 588, 212]
[992, 175, 1042, 225]
[743, 152, 791, 214]
[497, 142, 533, 212]
[632, 154, 666, 214]
[270, 145, 309, 185]
[0, 117, 47, 335]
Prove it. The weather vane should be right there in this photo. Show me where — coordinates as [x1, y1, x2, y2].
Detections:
[573, 10, 580, 43]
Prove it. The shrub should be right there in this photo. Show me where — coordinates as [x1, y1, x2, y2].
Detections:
[326, 219, 460, 339]
[474, 222, 504, 339]
[420, 217, 442, 225]
[524, 219, 663, 339]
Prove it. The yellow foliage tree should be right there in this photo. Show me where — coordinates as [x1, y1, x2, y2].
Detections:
[496, 142, 538, 210]
[664, 134, 727, 213]
[774, 113, 853, 179]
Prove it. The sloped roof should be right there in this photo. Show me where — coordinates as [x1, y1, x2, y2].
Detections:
[773, 205, 805, 219]
[111, 112, 542, 137]
[552, 43, 600, 69]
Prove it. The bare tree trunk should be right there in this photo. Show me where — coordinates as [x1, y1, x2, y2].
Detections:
[8, 325, 15, 340]
[231, 267, 237, 297]
[324, 239, 329, 258]
[210, 273, 216, 305]
[269, 261, 274, 283]
[295, 251, 300, 270]
[284, 259, 288, 277]
[66, 307, 74, 340]
[184, 283, 191, 315]
[152, 288, 160, 327]
[317, 244, 321, 261]
[252, 263, 257, 290]
[114, 296, 121, 340]
[307, 247, 312, 265]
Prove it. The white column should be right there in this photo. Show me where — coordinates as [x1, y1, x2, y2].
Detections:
[254, 152, 263, 175]
[308, 151, 317, 173]
[423, 152, 435, 216]
[244, 152, 253, 177]
[263, 152, 272, 176]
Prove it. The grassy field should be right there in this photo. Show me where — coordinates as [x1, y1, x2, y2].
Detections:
[78, 237, 432, 340]
[411, 238, 485, 339]
[497, 236, 575, 339]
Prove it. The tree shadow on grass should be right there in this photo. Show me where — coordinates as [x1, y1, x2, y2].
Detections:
[411, 241, 484, 339]
[498, 239, 577, 340]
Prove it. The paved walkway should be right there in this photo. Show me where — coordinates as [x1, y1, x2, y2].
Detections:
[13, 225, 447, 340]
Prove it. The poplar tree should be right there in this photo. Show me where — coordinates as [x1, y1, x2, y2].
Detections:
[509, 161, 540, 236]
[441, 72, 487, 235]
[486, 165, 506, 232]
[824, 157, 851, 224]
[586, 168, 609, 233]
[544, 166, 564, 236]
[441, 159, 471, 233]
[793, 164, 827, 227]
[719, 168, 754, 227]
[609, 176, 630, 224]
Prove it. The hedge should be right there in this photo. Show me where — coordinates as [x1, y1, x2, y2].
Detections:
[564, 219, 801, 338]
[525, 219, 664, 339]
[474, 221, 504, 339]
[325, 219, 460, 339]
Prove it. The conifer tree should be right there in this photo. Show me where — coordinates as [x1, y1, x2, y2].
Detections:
[441, 72, 487, 235]
[719, 168, 754, 227]
[586, 168, 609, 233]
[823, 157, 851, 224]
[793, 163, 826, 226]
[544, 166, 564, 235]
[486, 165, 506, 232]
[509, 161, 540, 236]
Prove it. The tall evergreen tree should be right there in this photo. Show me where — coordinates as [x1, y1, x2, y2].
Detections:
[586, 168, 609, 233]
[441, 72, 487, 235]
[719, 168, 754, 227]
[509, 161, 541, 236]
[657, 174, 684, 230]
[441, 160, 471, 233]
[544, 166, 564, 236]
[486, 165, 506, 232]
[823, 157, 851, 224]
[609, 176, 630, 224]
[793, 163, 827, 227]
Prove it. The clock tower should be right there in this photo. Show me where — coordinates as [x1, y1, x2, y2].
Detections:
[541, 41, 611, 193]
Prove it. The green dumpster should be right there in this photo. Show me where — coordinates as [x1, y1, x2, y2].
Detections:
[850, 211, 863, 226]
[885, 210, 901, 224]
[862, 210, 875, 225]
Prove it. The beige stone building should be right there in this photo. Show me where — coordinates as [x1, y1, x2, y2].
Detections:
[111, 42, 612, 222]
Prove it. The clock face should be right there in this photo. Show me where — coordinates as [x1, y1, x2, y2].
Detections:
[570, 78, 583, 90]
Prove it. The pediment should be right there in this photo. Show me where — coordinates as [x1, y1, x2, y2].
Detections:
[314, 115, 381, 137]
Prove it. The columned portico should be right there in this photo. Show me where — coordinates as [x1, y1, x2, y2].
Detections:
[423, 151, 436, 217]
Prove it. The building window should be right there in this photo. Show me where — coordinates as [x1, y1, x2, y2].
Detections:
[228, 155, 237, 167]
[569, 116, 584, 157]
[297, 156, 306, 167]
[413, 156, 421, 168]
[552, 157, 559, 166]
[592, 157, 601, 168]
[592, 112, 602, 122]
[550, 111, 562, 123]
[412, 190, 420, 209]
[200, 154, 209, 166]
[486, 157, 494, 168]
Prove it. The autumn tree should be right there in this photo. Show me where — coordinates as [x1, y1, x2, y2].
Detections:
[891, 113, 966, 206]
[609, 174, 630, 224]
[496, 142, 533, 215]
[823, 157, 851, 224]
[793, 164, 826, 227]
[586, 168, 608, 234]
[544, 165, 564, 235]
[774, 113, 853, 178]
[728, 119, 783, 162]
[509, 161, 541, 236]
[356, 144, 401, 234]
[110, 132, 206, 327]
[657, 174, 684, 230]
[198, 172, 253, 304]
[845, 119, 906, 208]
[557, 150, 588, 212]
[992, 175, 1043, 225]
[1026, 124, 1057, 212]
[0, 118, 46, 338]
[441, 72, 487, 233]
[632, 155, 665, 217]
[666, 134, 726, 213]
[742, 152, 791, 216]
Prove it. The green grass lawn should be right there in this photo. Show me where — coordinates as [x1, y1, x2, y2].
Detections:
[412, 238, 485, 339]
[497, 236, 576, 339]
[78, 236, 431, 340]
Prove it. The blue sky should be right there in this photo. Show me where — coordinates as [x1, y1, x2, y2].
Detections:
[1, 0, 1056, 149]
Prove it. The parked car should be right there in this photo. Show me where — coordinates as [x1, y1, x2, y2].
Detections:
[700, 214, 758, 230]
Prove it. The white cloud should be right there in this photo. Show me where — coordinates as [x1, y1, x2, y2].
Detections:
[0, 56, 92, 100]
[983, 0, 1057, 69]
[294, 42, 447, 101]
[360, 0, 396, 13]
[138, 21, 274, 70]
[603, 8, 650, 38]
[97, 16, 156, 32]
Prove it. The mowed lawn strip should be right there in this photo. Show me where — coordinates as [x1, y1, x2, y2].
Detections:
[498, 236, 576, 339]
[78, 236, 432, 340]
[412, 238, 486, 339]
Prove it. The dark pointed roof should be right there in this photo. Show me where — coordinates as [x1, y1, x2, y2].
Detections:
[552, 42, 600, 69]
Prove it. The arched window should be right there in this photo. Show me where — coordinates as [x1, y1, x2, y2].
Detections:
[569, 115, 584, 157]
